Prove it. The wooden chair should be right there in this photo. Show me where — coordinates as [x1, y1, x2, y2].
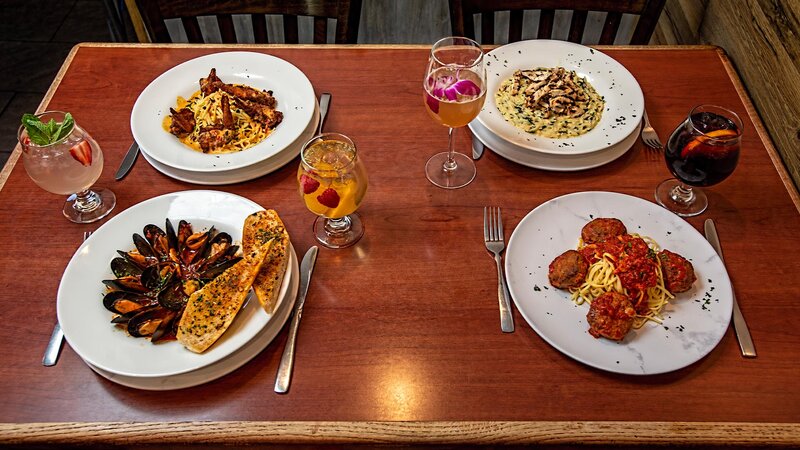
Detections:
[448, 0, 666, 45]
[131, 0, 362, 44]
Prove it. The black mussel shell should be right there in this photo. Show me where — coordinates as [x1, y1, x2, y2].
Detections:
[102, 276, 149, 293]
[143, 224, 165, 245]
[200, 256, 242, 280]
[133, 233, 158, 260]
[140, 261, 177, 292]
[103, 290, 152, 314]
[110, 257, 143, 278]
[165, 219, 179, 255]
[116, 250, 149, 269]
[177, 220, 192, 251]
[157, 281, 191, 311]
[150, 309, 178, 342]
[127, 306, 175, 338]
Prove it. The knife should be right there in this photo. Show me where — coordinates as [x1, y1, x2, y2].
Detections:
[42, 323, 64, 366]
[704, 219, 756, 358]
[114, 141, 140, 180]
[471, 127, 485, 160]
[317, 93, 331, 135]
[274, 246, 319, 393]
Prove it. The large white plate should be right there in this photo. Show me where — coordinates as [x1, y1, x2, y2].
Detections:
[469, 119, 640, 171]
[131, 51, 316, 172]
[58, 190, 293, 378]
[141, 102, 319, 185]
[505, 191, 733, 375]
[479, 40, 644, 155]
[85, 246, 299, 390]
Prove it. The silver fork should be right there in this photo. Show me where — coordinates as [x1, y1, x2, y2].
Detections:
[641, 111, 663, 150]
[484, 207, 514, 333]
[42, 230, 92, 366]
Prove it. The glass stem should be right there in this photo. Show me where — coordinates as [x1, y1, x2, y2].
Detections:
[443, 127, 457, 172]
[325, 215, 352, 235]
[670, 183, 696, 205]
[71, 189, 101, 213]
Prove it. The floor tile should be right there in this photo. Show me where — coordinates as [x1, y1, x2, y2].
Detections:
[53, 0, 112, 43]
[0, 41, 74, 93]
[0, 0, 76, 42]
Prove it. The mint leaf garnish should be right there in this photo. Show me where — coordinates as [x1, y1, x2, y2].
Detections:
[21, 113, 74, 145]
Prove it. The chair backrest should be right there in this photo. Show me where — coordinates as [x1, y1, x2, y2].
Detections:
[448, 0, 666, 45]
[133, 0, 362, 44]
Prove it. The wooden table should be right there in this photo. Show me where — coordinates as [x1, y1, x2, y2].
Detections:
[1, 44, 799, 448]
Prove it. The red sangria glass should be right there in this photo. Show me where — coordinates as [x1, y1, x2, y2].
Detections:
[655, 105, 742, 217]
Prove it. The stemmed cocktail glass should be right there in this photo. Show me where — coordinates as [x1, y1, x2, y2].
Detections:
[18, 111, 116, 223]
[423, 37, 487, 189]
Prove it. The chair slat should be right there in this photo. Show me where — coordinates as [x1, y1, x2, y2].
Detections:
[538, 8, 554, 39]
[599, 11, 622, 44]
[568, 10, 587, 43]
[283, 15, 299, 44]
[251, 13, 268, 43]
[481, 11, 495, 44]
[313, 16, 327, 44]
[508, 9, 523, 43]
[217, 14, 236, 43]
[181, 16, 203, 43]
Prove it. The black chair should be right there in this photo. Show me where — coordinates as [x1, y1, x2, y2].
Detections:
[448, 0, 666, 45]
[132, 0, 362, 43]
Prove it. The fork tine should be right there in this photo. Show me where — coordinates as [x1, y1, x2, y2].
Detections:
[483, 207, 489, 241]
[490, 207, 498, 241]
[497, 208, 504, 241]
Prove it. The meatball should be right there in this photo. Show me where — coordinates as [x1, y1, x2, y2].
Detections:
[586, 292, 636, 341]
[581, 218, 627, 244]
[548, 250, 589, 289]
[658, 249, 696, 293]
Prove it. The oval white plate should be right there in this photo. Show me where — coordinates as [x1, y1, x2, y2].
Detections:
[131, 51, 315, 172]
[58, 190, 293, 378]
[479, 40, 644, 155]
[85, 245, 299, 390]
[469, 119, 640, 171]
[505, 191, 733, 375]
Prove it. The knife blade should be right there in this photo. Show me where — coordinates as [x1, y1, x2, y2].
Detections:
[317, 93, 331, 135]
[42, 322, 64, 366]
[471, 127, 485, 160]
[704, 219, 756, 357]
[114, 141, 140, 180]
[274, 246, 319, 393]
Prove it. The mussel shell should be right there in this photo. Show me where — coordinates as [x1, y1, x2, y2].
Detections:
[103, 290, 152, 314]
[102, 276, 149, 293]
[140, 261, 177, 292]
[150, 310, 178, 342]
[165, 219, 179, 255]
[133, 233, 158, 260]
[127, 306, 175, 338]
[110, 257, 143, 278]
[143, 224, 166, 245]
[157, 281, 190, 311]
[177, 220, 192, 250]
[116, 250, 148, 269]
[200, 256, 242, 280]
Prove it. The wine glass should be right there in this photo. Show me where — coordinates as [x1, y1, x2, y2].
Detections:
[655, 105, 742, 217]
[423, 36, 486, 189]
[17, 111, 116, 223]
[298, 132, 368, 248]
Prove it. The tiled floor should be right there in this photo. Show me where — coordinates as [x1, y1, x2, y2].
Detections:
[0, 0, 116, 170]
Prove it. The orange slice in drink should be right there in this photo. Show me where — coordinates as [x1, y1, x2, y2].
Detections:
[680, 129, 738, 159]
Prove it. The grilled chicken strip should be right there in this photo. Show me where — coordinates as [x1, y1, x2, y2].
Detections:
[234, 98, 283, 129]
[169, 107, 196, 138]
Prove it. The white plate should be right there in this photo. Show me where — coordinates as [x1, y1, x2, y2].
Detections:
[85, 246, 299, 390]
[131, 51, 316, 172]
[479, 40, 644, 155]
[505, 191, 733, 375]
[58, 190, 293, 378]
[469, 119, 640, 171]
[142, 103, 319, 185]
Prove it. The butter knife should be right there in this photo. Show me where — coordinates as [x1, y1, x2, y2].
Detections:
[275, 246, 319, 393]
[317, 93, 331, 135]
[704, 219, 756, 358]
[471, 127, 485, 160]
[114, 141, 139, 181]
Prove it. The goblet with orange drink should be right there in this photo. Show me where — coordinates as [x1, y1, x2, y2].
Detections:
[298, 133, 368, 248]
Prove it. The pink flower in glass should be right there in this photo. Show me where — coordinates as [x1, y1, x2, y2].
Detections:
[425, 74, 481, 114]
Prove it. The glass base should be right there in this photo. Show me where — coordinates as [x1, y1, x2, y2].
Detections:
[654, 178, 707, 217]
[425, 152, 476, 189]
[313, 213, 364, 248]
[63, 187, 116, 223]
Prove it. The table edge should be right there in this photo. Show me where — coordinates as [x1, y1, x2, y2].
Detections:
[1, 421, 798, 446]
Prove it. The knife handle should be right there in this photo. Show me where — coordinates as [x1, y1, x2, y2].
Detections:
[732, 294, 756, 357]
[274, 306, 303, 393]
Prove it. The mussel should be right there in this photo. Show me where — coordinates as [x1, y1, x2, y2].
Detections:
[103, 219, 241, 343]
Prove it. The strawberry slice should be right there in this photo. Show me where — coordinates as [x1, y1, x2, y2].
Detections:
[680, 129, 738, 159]
[69, 140, 92, 166]
[317, 188, 340, 208]
[299, 174, 320, 194]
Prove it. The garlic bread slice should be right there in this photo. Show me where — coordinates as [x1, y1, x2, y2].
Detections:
[243, 209, 289, 314]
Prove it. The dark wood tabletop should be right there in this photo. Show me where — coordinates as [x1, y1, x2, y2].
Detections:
[1, 44, 799, 447]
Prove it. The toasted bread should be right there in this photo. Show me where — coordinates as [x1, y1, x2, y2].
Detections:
[242, 209, 289, 314]
[177, 239, 273, 353]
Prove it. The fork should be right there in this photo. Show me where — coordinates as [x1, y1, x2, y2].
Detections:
[484, 207, 514, 333]
[641, 111, 663, 150]
[43, 230, 92, 366]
